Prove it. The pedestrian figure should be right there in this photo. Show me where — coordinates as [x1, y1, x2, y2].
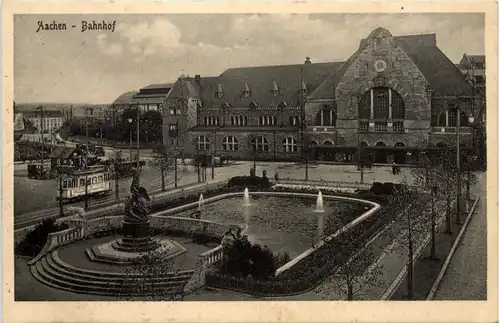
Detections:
[274, 172, 279, 183]
[392, 162, 396, 175]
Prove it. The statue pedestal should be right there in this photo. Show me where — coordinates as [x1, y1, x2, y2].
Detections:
[113, 220, 158, 253]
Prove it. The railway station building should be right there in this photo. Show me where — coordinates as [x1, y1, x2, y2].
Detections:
[157, 27, 485, 164]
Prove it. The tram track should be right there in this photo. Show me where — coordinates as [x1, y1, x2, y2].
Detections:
[14, 172, 186, 230]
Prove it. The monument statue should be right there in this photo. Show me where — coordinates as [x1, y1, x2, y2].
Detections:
[124, 170, 151, 224]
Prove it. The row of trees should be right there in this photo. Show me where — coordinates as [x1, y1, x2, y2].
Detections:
[315, 149, 478, 301]
[69, 108, 163, 144]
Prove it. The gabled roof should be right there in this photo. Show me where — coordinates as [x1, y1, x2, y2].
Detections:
[165, 78, 202, 101]
[201, 62, 344, 108]
[312, 33, 481, 99]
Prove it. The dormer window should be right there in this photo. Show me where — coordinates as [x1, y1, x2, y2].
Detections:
[242, 82, 251, 97]
[270, 81, 280, 96]
[215, 83, 224, 98]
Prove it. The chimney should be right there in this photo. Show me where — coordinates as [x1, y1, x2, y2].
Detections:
[305, 57, 311, 64]
[195, 75, 201, 86]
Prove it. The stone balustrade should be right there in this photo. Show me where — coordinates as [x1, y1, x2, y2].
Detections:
[184, 244, 224, 293]
[28, 227, 82, 266]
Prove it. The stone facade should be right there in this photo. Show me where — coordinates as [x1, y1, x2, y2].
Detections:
[160, 27, 482, 163]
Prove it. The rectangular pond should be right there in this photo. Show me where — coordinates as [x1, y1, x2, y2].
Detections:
[173, 195, 368, 257]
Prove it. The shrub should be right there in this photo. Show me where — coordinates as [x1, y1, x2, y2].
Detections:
[370, 182, 386, 195]
[219, 239, 278, 280]
[15, 218, 69, 257]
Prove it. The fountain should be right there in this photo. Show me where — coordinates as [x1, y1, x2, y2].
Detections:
[198, 193, 205, 211]
[243, 187, 251, 206]
[86, 170, 187, 264]
[315, 190, 325, 213]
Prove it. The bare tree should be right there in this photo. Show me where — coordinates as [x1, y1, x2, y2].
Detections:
[108, 150, 133, 200]
[149, 145, 177, 191]
[390, 183, 432, 300]
[315, 234, 385, 301]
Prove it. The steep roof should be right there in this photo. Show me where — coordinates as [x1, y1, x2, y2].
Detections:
[311, 33, 481, 99]
[113, 91, 138, 105]
[201, 62, 344, 108]
[395, 35, 481, 97]
[166, 78, 203, 101]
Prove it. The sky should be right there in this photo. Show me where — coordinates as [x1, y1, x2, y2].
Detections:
[14, 13, 485, 104]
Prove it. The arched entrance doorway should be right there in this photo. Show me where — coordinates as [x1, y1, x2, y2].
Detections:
[375, 142, 387, 163]
[358, 141, 372, 168]
[322, 140, 334, 161]
[394, 142, 406, 164]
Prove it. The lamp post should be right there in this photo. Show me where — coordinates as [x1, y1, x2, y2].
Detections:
[35, 106, 44, 173]
[466, 116, 475, 203]
[128, 118, 133, 161]
[406, 204, 414, 300]
[455, 104, 461, 225]
[135, 103, 140, 174]
[430, 185, 437, 259]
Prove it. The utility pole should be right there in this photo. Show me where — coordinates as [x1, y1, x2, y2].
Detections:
[357, 127, 364, 183]
[299, 66, 308, 180]
[36, 106, 45, 174]
[430, 185, 437, 259]
[406, 205, 414, 300]
[59, 171, 64, 217]
[174, 154, 178, 188]
[211, 129, 216, 180]
[136, 103, 140, 186]
[456, 104, 461, 224]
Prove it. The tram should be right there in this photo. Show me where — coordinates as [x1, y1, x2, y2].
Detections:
[56, 166, 112, 203]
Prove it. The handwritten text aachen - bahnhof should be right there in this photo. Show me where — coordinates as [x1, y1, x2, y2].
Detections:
[36, 20, 117, 33]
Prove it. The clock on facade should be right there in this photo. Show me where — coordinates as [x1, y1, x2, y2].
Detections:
[374, 59, 387, 72]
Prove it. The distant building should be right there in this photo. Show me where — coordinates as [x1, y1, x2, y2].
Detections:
[456, 54, 486, 94]
[111, 83, 174, 113]
[24, 110, 64, 134]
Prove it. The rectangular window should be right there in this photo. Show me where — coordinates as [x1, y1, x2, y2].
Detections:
[244, 116, 248, 126]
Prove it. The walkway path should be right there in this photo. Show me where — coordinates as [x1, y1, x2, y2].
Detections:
[433, 173, 487, 300]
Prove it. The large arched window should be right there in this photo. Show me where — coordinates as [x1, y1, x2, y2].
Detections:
[323, 140, 334, 146]
[282, 137, 298, 152]
[222, 136, 239, 151]
[315, 106, 336, 126]
[251, 136, 269, 152]
[310, 140, 319, 146]
[196, 136, 210, 150]
[358, 87, 405, 121]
